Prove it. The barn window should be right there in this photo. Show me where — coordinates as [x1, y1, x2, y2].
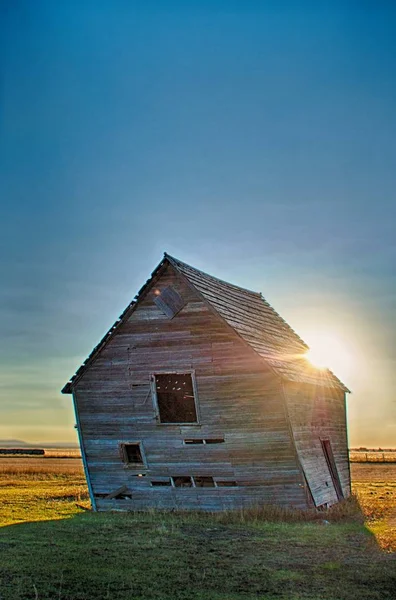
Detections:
[120, 442, 146, 466]
[153, 373, 198, 424]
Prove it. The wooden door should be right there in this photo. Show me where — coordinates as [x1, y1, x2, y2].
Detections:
[320, 439, 344, 501]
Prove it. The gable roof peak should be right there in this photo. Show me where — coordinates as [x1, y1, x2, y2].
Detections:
[164, 253, 262, 298]
[62, 253, 350, 394]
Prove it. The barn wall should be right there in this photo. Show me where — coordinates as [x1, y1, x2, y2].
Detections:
[284, 382, 351, 507]
[74, 264, 307, 511]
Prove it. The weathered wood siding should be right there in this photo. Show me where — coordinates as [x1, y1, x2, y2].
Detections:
[284, 382, 351, 507]
[74, 264, 307, 511]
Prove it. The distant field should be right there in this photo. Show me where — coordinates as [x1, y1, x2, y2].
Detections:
[0, 454, 83, 477]
[349, 450, 396, 463]
[0, 447, 81, 458]
[0, 456, 395, 599]
[4, 447, 396, 461]
[43, 448, 81, 458]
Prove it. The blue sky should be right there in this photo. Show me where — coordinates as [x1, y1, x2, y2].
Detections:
[1, 1, 395, 445]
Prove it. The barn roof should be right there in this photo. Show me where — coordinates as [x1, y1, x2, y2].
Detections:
[62, 253, 349, 394]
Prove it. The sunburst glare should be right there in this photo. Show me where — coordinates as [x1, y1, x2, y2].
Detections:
[304, 332, 353, 378]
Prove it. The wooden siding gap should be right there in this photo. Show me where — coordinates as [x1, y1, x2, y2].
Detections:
[105, 485, 131, 499]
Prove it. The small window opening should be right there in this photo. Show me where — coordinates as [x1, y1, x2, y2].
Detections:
[184, 439, 204, 444]
[172, 476, 193, 488]
[121, 443, 145, 465]
[193, 476, 215, 487]
[155, 373, 198, 423]
[216, 481, 238, 487]
[151, 480, 172, 487]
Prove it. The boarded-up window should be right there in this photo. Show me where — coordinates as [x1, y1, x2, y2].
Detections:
[120, 443, 145, 466]
[154, 373, 198, 423]
[154, 286, 185, 318]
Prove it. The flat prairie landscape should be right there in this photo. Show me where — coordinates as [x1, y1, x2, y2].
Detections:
[0, 453, 395, 600]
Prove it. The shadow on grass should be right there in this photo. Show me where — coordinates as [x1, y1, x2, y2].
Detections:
[0, 499, 395, 600]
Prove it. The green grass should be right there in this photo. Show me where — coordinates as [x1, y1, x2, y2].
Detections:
[0, 463, 395, 600]
[1, 511, 395, 600]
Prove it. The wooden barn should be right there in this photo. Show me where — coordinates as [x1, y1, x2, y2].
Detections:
[62, 254, 351, 512]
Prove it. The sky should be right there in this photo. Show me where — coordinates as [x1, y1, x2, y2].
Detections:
[1, 1, 395, 447]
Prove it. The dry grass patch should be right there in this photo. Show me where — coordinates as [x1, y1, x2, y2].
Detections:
[212, 494, 363, 526]
[351, 463, 396, 552]
[43, 448, 81, 458]
[0, 459, 88, 528]
[350, 451, 396, 463]
[0, 456, 84, 478]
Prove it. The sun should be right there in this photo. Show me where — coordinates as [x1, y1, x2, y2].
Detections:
[304, 333, 353, 375]
[305, 348, 328, 369]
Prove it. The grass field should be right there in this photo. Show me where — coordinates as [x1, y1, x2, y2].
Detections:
[350, 463, 396, 553]
[0, 456, 395, 600]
